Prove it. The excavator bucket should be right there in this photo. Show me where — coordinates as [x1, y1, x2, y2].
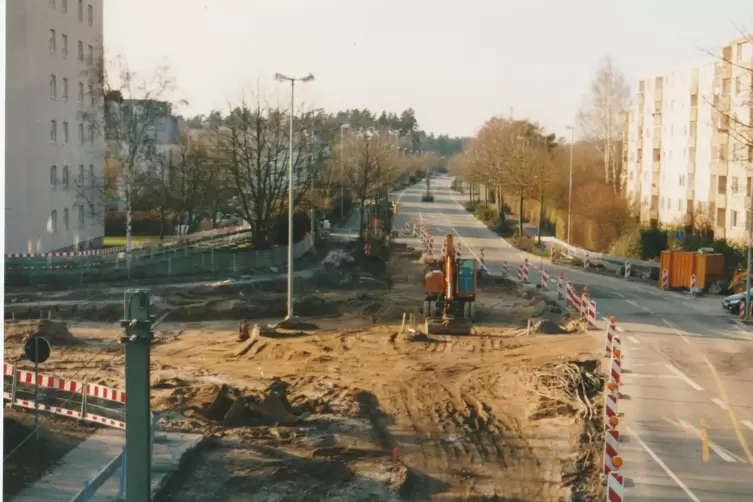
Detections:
[424, 317, 472, 336]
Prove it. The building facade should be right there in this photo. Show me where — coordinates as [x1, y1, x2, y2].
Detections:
[624, 36, 753, 242]
[6, 0, 105, 254]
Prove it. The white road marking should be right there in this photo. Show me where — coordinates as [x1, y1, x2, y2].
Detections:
[712, 398, 728, 410]
[733, 323, 745, 332]
[626, 426, 701, 502]
[626, 299, 640, 308]
[642, 305, 655, 314]
[626, 374, 680, 379]
[628, 335, 641, 344]
[665, 364, 704, 391]
[742, 420, 753, 431]
[662, 318, 691, 344]
[678, 419, 738, 462]
[614, 292, 625, 298]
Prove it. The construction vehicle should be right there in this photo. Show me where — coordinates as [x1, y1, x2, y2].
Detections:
[423, 233, 477, 335]
[362, 194, 394, 259]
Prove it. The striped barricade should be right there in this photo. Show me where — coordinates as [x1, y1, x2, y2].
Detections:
[540, 269, 549, 290]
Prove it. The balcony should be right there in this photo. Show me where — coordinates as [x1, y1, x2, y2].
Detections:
[711, 161, 728, 176]
[716, 193, 727, 208]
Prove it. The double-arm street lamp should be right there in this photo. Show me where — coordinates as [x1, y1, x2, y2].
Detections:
[565, 125, 575, 244]
[274, 71, 315, 320]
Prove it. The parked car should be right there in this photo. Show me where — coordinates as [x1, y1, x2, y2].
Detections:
[722, 288, 753, 314]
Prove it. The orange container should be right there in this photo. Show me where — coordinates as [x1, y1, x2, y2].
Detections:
[658, 250, 725, 289]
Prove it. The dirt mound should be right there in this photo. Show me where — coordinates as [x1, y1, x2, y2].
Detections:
[5, 319, 79, 346]
[532, 319, 571, 335]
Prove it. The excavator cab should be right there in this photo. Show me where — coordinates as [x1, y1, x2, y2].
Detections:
[423, 233, 477, 335]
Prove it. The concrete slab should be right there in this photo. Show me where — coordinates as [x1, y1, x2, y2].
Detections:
[11, 428, 203, 502]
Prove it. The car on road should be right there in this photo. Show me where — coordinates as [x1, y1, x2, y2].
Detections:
[722, 287, 753, 313]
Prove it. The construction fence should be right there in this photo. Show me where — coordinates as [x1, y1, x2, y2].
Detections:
[5, 231, 315, 289]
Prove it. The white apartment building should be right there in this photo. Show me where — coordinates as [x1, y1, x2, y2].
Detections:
[6, 0, 105, 254]
[624, 36, 753, 243]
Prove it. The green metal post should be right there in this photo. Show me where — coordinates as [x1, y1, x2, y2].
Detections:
[120, 290, 153, 502]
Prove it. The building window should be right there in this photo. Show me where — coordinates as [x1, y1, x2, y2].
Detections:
[89, 124, 95, 143]
[63, 165, 70, 187]
[63, 208, 69, 231]
[78, 164, 84, 186]
[62, 34, 68, 57]
[78, 205, 85, 228]
[62, 0, 68, 13]
[77, 0, 83, 22]
[89, 203, 95, 223]
[88, 164, 94, 181]
[50, 120, 57, 143]
[63, 121, 69, 143]
[50, 166, 58, 186]
[62, 77, 68, 99]
[49, 29, 56, 53]
[87, 4, 93, 26]
[87, 45, 93, 64]
[732, 210, 739, 227]
[51, 210, 58, 234]
[77, 41, 83, 61]
[50, 74, 57, 98]
[78, 123, 84, 145]
[88, 83, 94, 105]
[718, 175, 727, 195]
[78, 82, 84, 103]
[732, 176, 740, 193]
[737, 42, 745, 62]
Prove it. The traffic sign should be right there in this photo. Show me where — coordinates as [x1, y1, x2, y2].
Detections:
[24, 336, 51, 364]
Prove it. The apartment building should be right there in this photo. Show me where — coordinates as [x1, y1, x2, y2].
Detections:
[5, 0, 105, 254]
[624, 36, 753, 243]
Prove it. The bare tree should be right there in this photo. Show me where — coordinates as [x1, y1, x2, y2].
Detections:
[577, 55, 631, 193]
[79, 48, 185, 250]
[215, 96, 312, 248]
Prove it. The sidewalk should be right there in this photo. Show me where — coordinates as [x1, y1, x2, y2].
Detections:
[12, 428, 202, 501]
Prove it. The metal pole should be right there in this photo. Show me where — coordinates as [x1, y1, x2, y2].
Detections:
[122, 290, 152, 502]
[567, 127, 574, 244]
[746, 188, 753, 322]
[286, 81, 295, 320]
[340, 125, 345, 221]
[309, 130, 316, 239]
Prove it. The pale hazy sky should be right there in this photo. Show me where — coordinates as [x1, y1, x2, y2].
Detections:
[105, 0, 752, 138]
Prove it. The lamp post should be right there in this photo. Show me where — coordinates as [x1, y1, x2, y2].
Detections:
[565, 125, 574, 244]
[274, 72, 315, 320]
[340, 124, 351, 221]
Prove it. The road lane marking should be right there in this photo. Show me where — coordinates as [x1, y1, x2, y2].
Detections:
[704, 356, 753, 464]
[711, 398, 728, 410]
[626, 426, 700, 502]
[662, 319, 691, 344]
[616, 326, 625, 333]
[614, 292, 625, 298]
[449, 227, 489, 272]
[678, 419, 737, 462]
[665, 364, 704, 391]
[626, 299, 640, 308]
[628, 335, 640, 344]
[642, 305, 655, 314]
[627, 374, 679, 379]
[741, 420, 753, 431]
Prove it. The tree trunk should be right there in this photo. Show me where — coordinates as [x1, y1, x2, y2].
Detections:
[536, 190, 544, 245]
[496, 186, 505, 223]
[518, 190, 524, 237]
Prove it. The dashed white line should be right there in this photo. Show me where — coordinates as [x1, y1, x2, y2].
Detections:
[449, 227, 489, 272]
[742, 420, 753, 432]
[712, 398, 728, 410]
[628, 335, 640, 344]
[614, 292, 625, 298]
[626, 299, 640, 308]
[641, 305, 655, 315]
[616, 326, 625, 333]
[665, 364, 704, 391]
[626, 426, 701, 502]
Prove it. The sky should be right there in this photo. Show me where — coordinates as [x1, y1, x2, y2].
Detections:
[105, 0, 753, 139]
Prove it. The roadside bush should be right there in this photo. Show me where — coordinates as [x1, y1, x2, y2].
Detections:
[473, 205, 498, 223]
[609, 227, 641, 259]
[639, 228, 668, 260]
[510, 236, 548, 257]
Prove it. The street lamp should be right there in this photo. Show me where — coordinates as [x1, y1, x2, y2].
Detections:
[565, 125, 575, 244]
[274, 71, 315, 320]
[340, 123, 350, 221]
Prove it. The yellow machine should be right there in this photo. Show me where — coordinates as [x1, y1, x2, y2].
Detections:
[423, 233, 477, 335]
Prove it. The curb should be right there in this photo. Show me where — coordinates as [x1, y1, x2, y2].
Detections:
[152, 434, 208, 501]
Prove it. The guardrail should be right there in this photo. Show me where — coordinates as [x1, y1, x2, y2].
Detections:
[539, 236, 660, 275]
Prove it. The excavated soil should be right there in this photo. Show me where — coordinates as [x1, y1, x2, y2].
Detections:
[3, 244, 604, 501]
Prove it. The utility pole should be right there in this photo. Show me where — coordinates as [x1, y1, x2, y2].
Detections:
[746, 189, 753, 322]
[120, 290, 154, 501]
[309, 131, 316, 241]
[566, 125, 574, 244]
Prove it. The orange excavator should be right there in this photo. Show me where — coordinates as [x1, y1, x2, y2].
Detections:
[422, 233, 477, 335]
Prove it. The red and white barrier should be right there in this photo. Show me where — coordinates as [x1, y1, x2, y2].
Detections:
[517, 264, 524, 281]
[606, 471, 624, 501]
[624, 262, 631, 279]
[605, 317, 616, 357]
[501, 262, 508, 278]
[566, 282, 581, 311]
[580, 288, 590, 319]
[611, 334, 622, 361]
[540, 269, 550, 289]
[522, 259, 530, 282]
[557, 273, 564, 299]
[480, 249, 485, 266]
[610, 355, 622, 385]
[603, 428, 622, 476]
[604, 392, 618, 423]
[661, 269, 669, 289]
[690, 274, 696, 291]
[587, 300, 597, 328]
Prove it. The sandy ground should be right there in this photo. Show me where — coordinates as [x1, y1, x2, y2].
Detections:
[4, 244, 605, 501]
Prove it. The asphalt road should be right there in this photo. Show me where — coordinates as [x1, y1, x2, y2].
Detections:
[391, 176, 753, 501]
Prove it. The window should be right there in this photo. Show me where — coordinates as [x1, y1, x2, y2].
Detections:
[738, 42, 745, 62]
[87, 44, 93, 64]
[63, 165, 69, 187]
[63, 208, 69, 231]
[88, 124, 95, 143]
[87, 4, 93, 26]
[717, 208, 726, 226]
[62, 0, 68, 13]
[88, 83, 94, 105]
[49, 29, 56, 53]
[50, 166, 58, 186]
[718, 175, 727, 195]
[732, 210, 739, 227]
[78, 205, 85, 228]
[62, 77, 68, 99]
[732, 177, 739, 193]
[63, 121, 69, 143]
[77, 0, 83, 22]
[50, 120, 57, 143]
[78, 82, 84, 103]
[88, 164, 94, 181]
[89, 204, 95, 223]
[51, 210, 58, 234]
[77, 41, 83, 61]
[78, 164, 84, 185]
[50, 74, 57, 98]
[78, 123, 84, 145]
[62, 34, 68, 57]
[653, 148, 661, 162]
[748, 177, 753, 197]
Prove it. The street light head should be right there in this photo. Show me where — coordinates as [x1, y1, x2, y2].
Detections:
[274, 72, 289, 82]
[301, 73, 315, 83]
